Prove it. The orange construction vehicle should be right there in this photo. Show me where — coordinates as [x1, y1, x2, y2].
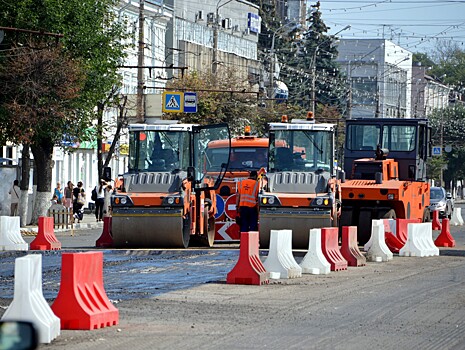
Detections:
[258, 113, 341, 249]
[110, 120, 231, 248]
[340, 118, 431, 244]
[205, 126, 268, 242]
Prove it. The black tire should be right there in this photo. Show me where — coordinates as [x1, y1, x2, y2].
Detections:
[182, 211, 192, 248]
[423, 208, 431, 222]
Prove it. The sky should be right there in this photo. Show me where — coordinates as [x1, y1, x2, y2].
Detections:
[319, 0, 465, 55]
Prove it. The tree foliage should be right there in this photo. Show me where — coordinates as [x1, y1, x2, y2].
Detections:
[0, 0, 129, 221]
[0, 44, 84, 146]
[428, 105, 465, 188]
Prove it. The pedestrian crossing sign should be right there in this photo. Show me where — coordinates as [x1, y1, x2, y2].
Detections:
[162, 92, 184, 113]
[432, 146, 442, 156]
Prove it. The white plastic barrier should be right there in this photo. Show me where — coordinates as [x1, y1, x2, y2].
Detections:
[263, 230, 302, 279]
[450, 208, 464, 226]
[1, 254, 60, 343]
[399, 223, 439, 257]
[299, 229, 331, 275]
[0, 216, 28, 251]
[366, 223, 393, 262]
[364, 219, 383, 252]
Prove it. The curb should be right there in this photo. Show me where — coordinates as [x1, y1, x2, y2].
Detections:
[20, 222, 102, 236]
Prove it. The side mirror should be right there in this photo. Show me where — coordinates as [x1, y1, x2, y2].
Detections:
[187, 166, 195, 182]
[0, 321, 38, 350]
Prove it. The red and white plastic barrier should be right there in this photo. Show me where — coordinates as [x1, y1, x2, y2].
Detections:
[340, 226, 366, 267]
[263, 230, 302, 279]
[30, 217, 61, 251]
[434, 218, 455, 247]
[96, 216, 113, 248]
[321, 227, 348, 271]
[450, 208, 464, 226]
[0, 216, 28, 251]
[431, 210, 442, 231]
[227, 231, 269, 285]
[366, 222, 393, 262]
[399, 223, 439, 257]
[1, 254, 60, 343]
[51, 252, 119, 330]
[299, 228, 331, 274]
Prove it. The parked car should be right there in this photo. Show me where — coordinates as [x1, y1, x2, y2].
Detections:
[429, 186, 454, 219]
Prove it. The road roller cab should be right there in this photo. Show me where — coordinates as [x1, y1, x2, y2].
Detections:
[258, 113, 341, 249]
[111, 120, 230, 248]
[205, 126, 269, 242]
[340, 118, 431, 244]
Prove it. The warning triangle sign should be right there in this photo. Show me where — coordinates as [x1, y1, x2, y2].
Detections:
[167, 96, 179, 108]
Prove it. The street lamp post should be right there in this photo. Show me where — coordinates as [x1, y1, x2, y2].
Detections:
[212, 0, 234, 74]
[310, 25, 350, 115]
[269, 22, 300, 99]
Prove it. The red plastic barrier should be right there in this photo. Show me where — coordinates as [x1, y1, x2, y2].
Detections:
[432, 210, 442, 231]
[396, 219, 420, 244]
[321, 227, 348, 271]
[435, 218, 456, 247]
[96, 217, 113, 248]
[227, 232, 269, 285]
[340, 226, 366, 267]
[30, 216, 61, 250]
[385, 232, 404, 254]
[51, 252, 119, 330]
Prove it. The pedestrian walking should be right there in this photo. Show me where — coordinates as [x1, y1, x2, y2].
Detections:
[94, 179, 106, 222]
[63, 181, 74, 209]
[72, 181, 86, 223]
[8, 180, 20, 216]
[236, 170, 260, 232]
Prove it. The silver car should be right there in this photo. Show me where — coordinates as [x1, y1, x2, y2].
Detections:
[429, 187, 454, 219]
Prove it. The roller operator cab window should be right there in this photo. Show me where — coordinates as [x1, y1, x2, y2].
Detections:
[346, 124, 380, 151]
[205, 147, 268, 172]
[382, 125, 416, 152]
[347, 124, 416, 152]
[128, 131, 189, 172]
[269, 130, 332, 172]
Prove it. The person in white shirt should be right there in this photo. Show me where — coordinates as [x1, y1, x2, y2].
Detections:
[94, 180, 106, 222]
[8, 180, 20, 216]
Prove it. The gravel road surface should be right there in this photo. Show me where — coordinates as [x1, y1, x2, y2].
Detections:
[2, 208, 465, 349]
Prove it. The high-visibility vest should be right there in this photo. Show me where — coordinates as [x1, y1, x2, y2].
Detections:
[238, 179, 259, 207]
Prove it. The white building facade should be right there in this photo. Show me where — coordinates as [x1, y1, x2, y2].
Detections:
[336, 39, 413, 119]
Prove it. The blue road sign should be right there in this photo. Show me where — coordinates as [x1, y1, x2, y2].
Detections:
[432, 146, 442, 156]
[184, 92, 198, 113]
[162, 92, 183, 113]
[215, 194, 225, 219]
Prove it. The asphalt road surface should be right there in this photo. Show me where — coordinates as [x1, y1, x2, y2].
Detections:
[2, 205, 465, 349]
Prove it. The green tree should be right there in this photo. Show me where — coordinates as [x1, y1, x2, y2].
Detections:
[428, 105, 465, 190]
[0, 0, 128, 222]
[0, 43, 85, 222]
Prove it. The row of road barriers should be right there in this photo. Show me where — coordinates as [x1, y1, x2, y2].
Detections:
[227, 218, 452, 285]
[1, 252, 119, 344]
[0, 216, 63, 251]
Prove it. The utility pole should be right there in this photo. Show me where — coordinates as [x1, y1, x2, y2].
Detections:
[136, 0, 145, 123]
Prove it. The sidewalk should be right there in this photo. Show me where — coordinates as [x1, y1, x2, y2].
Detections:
[21, 212, 103, 235]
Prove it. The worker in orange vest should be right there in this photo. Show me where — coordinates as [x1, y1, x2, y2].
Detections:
[236, 170, 260, 232]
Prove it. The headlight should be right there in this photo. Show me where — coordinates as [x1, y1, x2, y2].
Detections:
[167, 197, 175, 205]
[316, 198, 323, 206]
[268, 197, 275, 205]
[120, 197, 127, 205]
